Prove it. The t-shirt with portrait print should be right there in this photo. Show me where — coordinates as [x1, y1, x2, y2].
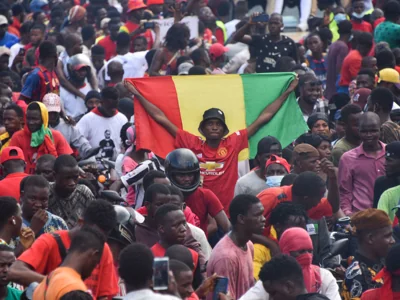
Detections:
[249, 34, 298, 73]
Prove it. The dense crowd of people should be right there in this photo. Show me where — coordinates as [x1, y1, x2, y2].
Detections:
[1, 0, 400, 299]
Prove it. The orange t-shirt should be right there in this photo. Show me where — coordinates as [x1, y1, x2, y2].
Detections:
[18, 230, 118, 298]
[33, 267, 89, 300]
[257, 185, 333, 237]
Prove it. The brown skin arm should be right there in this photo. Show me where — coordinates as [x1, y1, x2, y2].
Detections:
[251, 234, 280, 256]
[148, 48, 165, 77]
[214, 210, 231, 233]
[56, 60, 86, 99]
[246, 76, 299, 137]
[207, 215, 218, 237]
[320, 158, 341, 214]
[8, 260, 45, 286]
[124, 80, 178, 137]
[232, 22, 253, 44]
[110, 179, 124, 191]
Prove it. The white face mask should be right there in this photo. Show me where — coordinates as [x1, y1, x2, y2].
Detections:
[266, 175, 284, 187]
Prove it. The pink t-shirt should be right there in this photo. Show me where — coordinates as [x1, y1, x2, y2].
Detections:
[122, 156, 138, 206]
[206, 235, 254, 299]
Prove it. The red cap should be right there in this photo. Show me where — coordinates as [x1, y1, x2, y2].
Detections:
[0, 147, 25, 164]
[209, 43, 228, 59]
[127, 0, 147, 12]
[265, 155, 291, 173]
[147, 0, 164, 5]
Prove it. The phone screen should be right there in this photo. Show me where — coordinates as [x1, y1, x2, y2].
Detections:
[213, 277, 228, 300]
[153, 257, 169, 291]
[253, 13, 269, 23]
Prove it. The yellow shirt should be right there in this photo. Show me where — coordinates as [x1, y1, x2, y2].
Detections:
[253, 227, 277, 280]
[33, 267, 89, 300]
[0, 132, 11, 154]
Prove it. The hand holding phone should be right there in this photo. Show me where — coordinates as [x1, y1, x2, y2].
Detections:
[213, 277, 228, 300]
[153, 257, 169, 291]
[252, 13, 269, 23]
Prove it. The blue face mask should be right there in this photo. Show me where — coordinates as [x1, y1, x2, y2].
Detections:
[334, 13, 347, 24]
[266, 175, 284, 187]
[352, 11, 365, 19]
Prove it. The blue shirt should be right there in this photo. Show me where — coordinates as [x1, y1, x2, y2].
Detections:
[23, 211, 68, 238]
[0, 32, 19, 48]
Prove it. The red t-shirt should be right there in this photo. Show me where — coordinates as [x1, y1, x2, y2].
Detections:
[122, 21, 154, 52]
[151, 242, 199, 270]
[373, 17, 385, 29]
[351, 20, 373, 33]
[97, 36, 117, 61]
[0, 172, 28, 201]
[257, 185, 333, 237]
[339, 50, 363, 86]
[17, 230, 119, 298]
[361, 289, 400, 300]
[175, 129, 248, 214]
[9, 129, 73, 174]
[185, 187, 224, 235]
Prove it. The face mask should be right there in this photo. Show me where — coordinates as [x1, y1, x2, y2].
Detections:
[266, 175, 284, 187]
[352, 11, 365, 19]
[334, 13, 347, 23]
[296, 252, 313, 267]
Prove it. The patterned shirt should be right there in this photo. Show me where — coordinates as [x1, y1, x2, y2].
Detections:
[297, 97, 330, 122]
[306, 54, 328, 90]
[342, 252, 384, 300]
[22, 211, 68, 238]
[48, 183, 95, 228]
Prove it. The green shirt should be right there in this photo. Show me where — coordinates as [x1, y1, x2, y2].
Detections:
[6, 286, 22, 300]
[375, 21, 400, 49]
[377, 185, 400, 221]
[332, 137, 358, 167]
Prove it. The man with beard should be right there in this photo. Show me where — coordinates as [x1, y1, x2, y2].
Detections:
[297, 73, 329, 122]
[61, 54, 94, 121]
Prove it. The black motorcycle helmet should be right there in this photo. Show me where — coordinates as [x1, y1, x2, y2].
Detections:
[108, 205, 136, 247]
[165, 148, 201, 193]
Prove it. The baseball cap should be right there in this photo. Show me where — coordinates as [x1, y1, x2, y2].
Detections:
[42, 93, 61, 112]
[386, 141, 400, 160]
[0, 16, 8, 26]
[147, 0, 164, 5]
[68, 53, 91, 71]
[265, 155, 291, 173]
[100, 17, 111, 29]
[198, 108, 229, 136]
[351, 88, 371, 110]
[127, 0, 147, 13]
[292, 144, 320, 161]
[209, 43, 229, 59]
[0, 46, 10, 58]
[178, 62, 194, 75]
[0, 146, 25, 163]
[378, 68, 400, 84]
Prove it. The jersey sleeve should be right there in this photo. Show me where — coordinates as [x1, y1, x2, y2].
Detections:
[175, 129, 203, 149]
[204, 189, 224, 217]
[230, 129, 249, 152]
[308, 198, 333, 219]
[17, 233, 54, 274]
[20, 71, 40, 99]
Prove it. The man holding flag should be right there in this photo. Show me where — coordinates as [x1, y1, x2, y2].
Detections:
[124, 77, 299, 213]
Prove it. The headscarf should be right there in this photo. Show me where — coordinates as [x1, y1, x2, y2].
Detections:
[307, 113, 329, 131]
[125, 125, 136, 154]
[279, 227, 322, 293]
[24, 102, 57, 157]
[68, 6, 86, 23]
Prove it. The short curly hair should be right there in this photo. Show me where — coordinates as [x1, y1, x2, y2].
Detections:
[83, 199, 117, 234]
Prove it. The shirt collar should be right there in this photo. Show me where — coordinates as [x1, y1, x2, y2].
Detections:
[355, 141, 386, 158]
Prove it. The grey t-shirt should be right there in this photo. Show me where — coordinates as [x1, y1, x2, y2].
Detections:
[234, 170, 267, 196]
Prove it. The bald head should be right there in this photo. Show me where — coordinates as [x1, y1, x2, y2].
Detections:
[359, 112, 380, 127]
[270, 13, 283, 22]
[108, 61, 124, 78]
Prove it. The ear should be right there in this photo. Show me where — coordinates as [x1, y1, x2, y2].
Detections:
[158, 224, 165, 235]
[366, 232, 374, 245]
[237, 214, 246, 225]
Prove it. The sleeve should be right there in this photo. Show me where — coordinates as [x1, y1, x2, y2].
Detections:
[204, 189, 224, 217]
[377, 190, 392, 217]
[69, 126, 93, 159]
[336, 45, 349, 74]
[17, 234, 53, 274]
[57, 217, 69, 230]
[253, 244, 270, 280]
[215, 28, 225, 45]
[53, 131, 73, 155]
[96, 244, 119, 297]
[348, 56, 362, 80]
[338, 154, 354, 215]
[308, 198, 333, 219]
[226, 129, 249, 153]
[208, 258, 239, 299]
[320, 269, 341, 300]
[234, 179, 245, 196]
[317, 218, 336, 267]
[20, 72, 40, 99]
[174, 129, 203, 149]
[121, 159, 162, 187]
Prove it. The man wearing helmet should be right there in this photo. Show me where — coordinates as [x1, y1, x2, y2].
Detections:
[125, 78, 298, 213]
[165, 148, 230, 236]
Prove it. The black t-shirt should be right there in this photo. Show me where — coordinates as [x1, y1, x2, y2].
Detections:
[249, 34, 298, 73]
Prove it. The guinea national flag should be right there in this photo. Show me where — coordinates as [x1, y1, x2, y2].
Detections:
[126, 73, 308, 159]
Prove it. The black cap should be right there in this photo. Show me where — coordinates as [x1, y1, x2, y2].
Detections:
[198, 108, 229, 136]
[386, 141, 400, 159]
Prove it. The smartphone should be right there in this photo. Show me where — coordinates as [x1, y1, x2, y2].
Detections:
[144, 22, 155, 30]
[252, 13, 269, 23]
[19, 48, 25, 56]
[153, 257, 169, 291]
[213, 277, 228, 300]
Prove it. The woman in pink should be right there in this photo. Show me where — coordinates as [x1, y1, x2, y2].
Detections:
[279, 227, 341, 300]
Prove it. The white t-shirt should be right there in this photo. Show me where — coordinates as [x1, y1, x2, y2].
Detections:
[9, 42, 23, 68]
[105, 51, 148, 81]
[60, 83, 93, 119]
[239, 268, 341, 300]
[77, 111, 128, 159]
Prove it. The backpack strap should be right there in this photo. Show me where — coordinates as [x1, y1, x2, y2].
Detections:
[51, 233, 67, 262]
